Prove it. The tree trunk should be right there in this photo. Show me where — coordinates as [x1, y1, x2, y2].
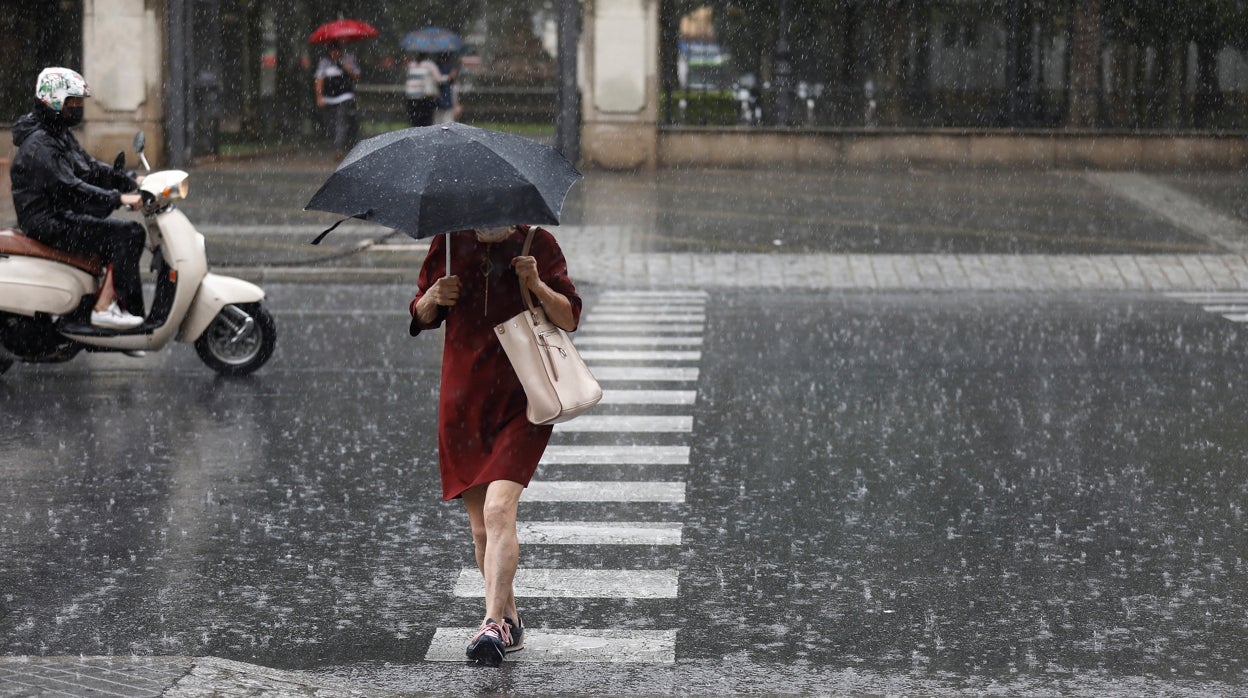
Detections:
[1193, 41, 1222, 128]
[1066, 0, 1102, 127]
[907, 1, 932, 124]
[879, 1, 908, 125]
[1104, 39, 1127, 127]
[1161, 38, 1186, 128]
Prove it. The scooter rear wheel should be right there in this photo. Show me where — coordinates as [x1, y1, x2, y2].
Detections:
[194, 302, 276, 376]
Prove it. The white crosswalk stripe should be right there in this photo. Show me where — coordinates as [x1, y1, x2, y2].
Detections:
[516, 521, 683, 545]
[576, 322, 705, 334]
[600, 389, 698, 405]
[429, 290, 707, 663]
[524, 481, 687, 502]
[590, 313, 706, 323]
[1167, 291, 1248, 322]
[554, 415, 693, 433]
[597, 290, 709, 299]
[1165, 292, 1248, 301]
[541, 445, 689, 464]
[425, 628, 676, 663]
[454, 569, 680, 598]
[592, 366, 699, 382]
[579, 349, 703, 362]
[575, 336, 704, 347]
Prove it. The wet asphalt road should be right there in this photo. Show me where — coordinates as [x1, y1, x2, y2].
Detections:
[149, 153, 1248, 264]
[2, 283, 1246, 695]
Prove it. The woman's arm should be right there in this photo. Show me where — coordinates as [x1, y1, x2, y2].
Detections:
[512, 256, 575, 331]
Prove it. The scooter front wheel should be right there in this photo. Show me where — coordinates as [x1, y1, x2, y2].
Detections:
[194, 302, 276, 376]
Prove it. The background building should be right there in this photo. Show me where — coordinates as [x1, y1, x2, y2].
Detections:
[1, 0, 1246, 175]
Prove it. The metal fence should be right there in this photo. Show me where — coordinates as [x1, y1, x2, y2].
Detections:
[661, 4, 1248, 133]
[352, 84, 557, 125]
[663, 83, 1248, 131]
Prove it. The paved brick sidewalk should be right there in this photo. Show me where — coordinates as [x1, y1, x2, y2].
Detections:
[0, 656, 388, 697]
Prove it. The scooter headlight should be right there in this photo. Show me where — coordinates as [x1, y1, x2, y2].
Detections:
[161, 179, 189, 200]
[141, 170, 191, 204]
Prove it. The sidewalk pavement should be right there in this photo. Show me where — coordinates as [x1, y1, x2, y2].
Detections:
[0, 655, 389, 697]
[213, 230, 1248, 292]
[3, 150, 1248, 291]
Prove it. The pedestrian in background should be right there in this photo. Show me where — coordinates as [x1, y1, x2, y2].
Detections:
[434, 52, 461, 124]
[409, 224, 582, 667]
[404, 51, 445, 127]
[314, 42, 360, 159]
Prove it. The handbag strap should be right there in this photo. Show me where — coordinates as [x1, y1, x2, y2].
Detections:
[518, 226, 539, 315]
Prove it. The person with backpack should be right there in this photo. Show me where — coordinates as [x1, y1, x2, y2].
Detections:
[314, 42, 361, 158]
[404, 51, 445, 127]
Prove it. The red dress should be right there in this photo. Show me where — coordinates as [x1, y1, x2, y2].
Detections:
[409, 226, 583, 500]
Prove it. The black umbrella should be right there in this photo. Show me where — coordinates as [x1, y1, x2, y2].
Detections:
[305, 124, 582, 269]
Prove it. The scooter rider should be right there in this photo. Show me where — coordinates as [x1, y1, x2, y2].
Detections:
[10, 67, 146, 330]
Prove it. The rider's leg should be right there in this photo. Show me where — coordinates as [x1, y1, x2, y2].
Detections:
[93, 218, 146, 317]
[93, 265, 119, 312]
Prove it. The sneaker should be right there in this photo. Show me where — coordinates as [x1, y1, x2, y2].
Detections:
[90, 303, 143, 330]
[465, 618, 510, 667]
[502, 615, 524, 653]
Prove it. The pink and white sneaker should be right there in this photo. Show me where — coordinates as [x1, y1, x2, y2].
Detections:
[503, 614, 524, 653]
[466, 618, 511, 667]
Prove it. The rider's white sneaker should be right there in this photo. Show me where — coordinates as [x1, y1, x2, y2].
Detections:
[90, 303, 143, 330]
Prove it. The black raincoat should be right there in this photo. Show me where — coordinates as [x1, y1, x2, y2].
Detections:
[9, 102, 147, 315]
[10, 103, 136, 229]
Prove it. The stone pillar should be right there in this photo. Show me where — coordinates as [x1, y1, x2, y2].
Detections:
[581, 0, 659, 170]
[81, 0, 166, 166]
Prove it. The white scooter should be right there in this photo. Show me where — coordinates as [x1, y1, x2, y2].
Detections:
[0, 132, 275, 376]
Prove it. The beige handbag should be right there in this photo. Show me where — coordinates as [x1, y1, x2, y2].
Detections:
[494, 230, 602, 425]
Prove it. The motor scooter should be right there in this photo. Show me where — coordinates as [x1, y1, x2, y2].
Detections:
[0, 132, 276, 376]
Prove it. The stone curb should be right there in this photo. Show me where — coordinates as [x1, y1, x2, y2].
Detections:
[217, 253, 1248, 291]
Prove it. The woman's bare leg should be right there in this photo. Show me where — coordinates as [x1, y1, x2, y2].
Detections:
[462, 481, 522, 622]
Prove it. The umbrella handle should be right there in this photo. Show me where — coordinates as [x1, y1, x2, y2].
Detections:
[445, 231, 451, 277]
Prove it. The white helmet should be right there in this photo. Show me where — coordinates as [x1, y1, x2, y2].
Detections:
[35, 67, 90, 112]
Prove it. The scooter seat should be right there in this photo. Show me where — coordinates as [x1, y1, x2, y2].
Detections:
[0, 227, 103, 276]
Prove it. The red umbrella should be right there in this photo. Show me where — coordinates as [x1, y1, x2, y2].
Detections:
[309, 19, 379, 45]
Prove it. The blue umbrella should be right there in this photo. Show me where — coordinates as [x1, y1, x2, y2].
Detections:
[402, 26, 463, 53]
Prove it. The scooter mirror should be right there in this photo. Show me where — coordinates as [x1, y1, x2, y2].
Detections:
[134, 131, 152, 173]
